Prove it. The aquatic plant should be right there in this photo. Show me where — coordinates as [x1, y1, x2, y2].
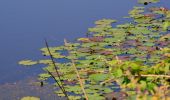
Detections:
[138, 0, 160, 5]
[21, 96, 40, 100]
[19, 60, 37, 66]
[19, 1, 170, 100]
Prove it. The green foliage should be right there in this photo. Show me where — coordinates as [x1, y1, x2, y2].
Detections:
[89, 73, 108, 82]
[20, 96, 40, 100]
[38, 73, 51, 80]
[163, 21, 170, 30]
[138, 0, 160, 4]
[19, 60, 37, 66]
[19, 1, 170, 99]
[112, 69, 123, 77]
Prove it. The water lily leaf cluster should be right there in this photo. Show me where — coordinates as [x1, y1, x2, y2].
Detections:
[19, 2, 170, 100]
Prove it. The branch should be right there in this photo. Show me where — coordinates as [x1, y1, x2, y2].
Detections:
[44, 39, 69, 100]
[137, 74, 170, 78]
[64, 39, 89, 100]
[100, 74, 170, 85]
[72, 60, 89, 100]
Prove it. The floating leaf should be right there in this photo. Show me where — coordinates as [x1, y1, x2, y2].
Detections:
[87, 93, 105, 100]
[112, 69, 123, 77]
[19, 60, 37, 66]
[143, 42, 155, 46]
[38, 73, 51, 80]
[39, 59, 52, 64]
[163, 21, 170, 30]
[89, 73, 108, 82]
[160, 34, 170, 41]
[21, 96, 40, 100]
[140, 80, 147, 90]
[77, 38, 90, 42]
[68, 96, 81, 100]
[95, 19, 117, 26]
[138, 0, 160, 4]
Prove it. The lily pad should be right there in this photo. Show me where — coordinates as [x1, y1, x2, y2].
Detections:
[19, 60, 37, 66]
[20, 96, 40, 100]
[89, 73, 109, 82]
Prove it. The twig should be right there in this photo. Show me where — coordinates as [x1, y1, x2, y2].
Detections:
[44, 39, 69, 100]
[71, 60, 89, 100]
[64, 39, 89, 100]
[46, 69, 65, 93]
[136, 74, 170, 78]
[100, 78, 114, 85]
[100, 74, 170, 85]
[116, 56, 122, 64]
[79, 69, 105, 73]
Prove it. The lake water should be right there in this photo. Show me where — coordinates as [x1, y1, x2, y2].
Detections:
[0, 0, 169, 99]
[0, 0, 138, 84]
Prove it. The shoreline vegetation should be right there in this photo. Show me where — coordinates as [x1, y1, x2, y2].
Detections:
[19, 0, 170, 100]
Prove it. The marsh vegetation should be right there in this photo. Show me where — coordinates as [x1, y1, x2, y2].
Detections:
[19, 0, 170, 99]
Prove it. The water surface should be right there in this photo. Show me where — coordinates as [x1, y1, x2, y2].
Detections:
[0, 0, 137, 84]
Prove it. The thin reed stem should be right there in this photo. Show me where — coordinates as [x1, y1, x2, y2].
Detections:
[100, 74, 170, 85]
[64, 39, 89, 100]
[44, 39, 69, 100]
[71, 60, 89, 100]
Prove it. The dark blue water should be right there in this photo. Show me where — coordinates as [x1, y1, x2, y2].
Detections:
[0, 0, 169, 84]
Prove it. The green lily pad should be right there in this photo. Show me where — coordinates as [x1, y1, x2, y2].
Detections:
[89, 73, 108, 82]
[138, 0, 160, 4]
[19, 60, 37, 66]
[20, 96, 40, 100]
[38, 73, 51, 80]
[163, 21, 170, 30]
[112, 69, 123, 77]
[87, 93, 105, 100]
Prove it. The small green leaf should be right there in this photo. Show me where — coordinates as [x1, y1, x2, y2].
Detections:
[19, 60, 37, 66]
[140, 80, 147, 90]
[89, 73, 108, 82]
[21, 96, 40, 100]
[112, 69, 123, 77]
[38, 73, 51, 80]
[163, 21, 170, 30]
